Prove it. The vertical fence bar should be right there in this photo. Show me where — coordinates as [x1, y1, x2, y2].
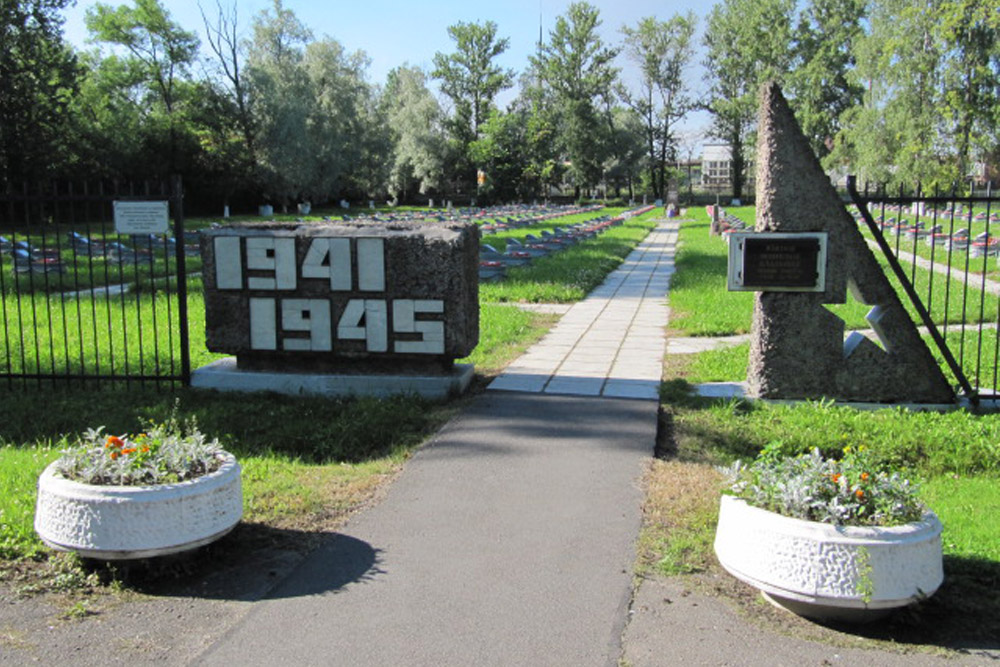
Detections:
[172, 175, 190, 386]
[976, 184, 995, 393]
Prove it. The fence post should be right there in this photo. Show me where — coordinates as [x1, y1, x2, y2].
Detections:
[171, 174, 191, 385]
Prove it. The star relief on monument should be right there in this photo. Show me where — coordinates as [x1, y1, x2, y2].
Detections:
[829, 279, 891, 358]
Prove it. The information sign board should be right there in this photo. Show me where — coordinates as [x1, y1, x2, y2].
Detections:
[113, 201, 169, 235]
[727, 232, 827, 292]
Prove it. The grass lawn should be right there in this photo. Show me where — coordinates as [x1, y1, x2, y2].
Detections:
[651, 209, 1000, 651]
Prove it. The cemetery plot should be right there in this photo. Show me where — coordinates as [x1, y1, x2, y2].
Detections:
[0, 228, 201, 294]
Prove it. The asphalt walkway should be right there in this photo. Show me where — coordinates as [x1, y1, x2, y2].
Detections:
[193, 220, 677, 666]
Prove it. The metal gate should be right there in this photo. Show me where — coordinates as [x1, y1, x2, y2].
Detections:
[0, 177, 191, 388]
[847, 176, 1000, 405]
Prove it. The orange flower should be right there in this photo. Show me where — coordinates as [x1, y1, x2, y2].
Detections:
[121, 448, 136, 455]
[105, 435, 125, 449]
[860, 472, 870, 482]
[831, 473, 842, 484]
[110, 451, 119, 460]
[141, 445, 150, 453]
[855, 489, 865, 500]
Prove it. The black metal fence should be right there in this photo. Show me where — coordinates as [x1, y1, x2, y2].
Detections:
[847, 177, 1000, 405]
[0, 178, 191, 389]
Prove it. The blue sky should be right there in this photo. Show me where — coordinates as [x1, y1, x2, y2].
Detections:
[61, 0, 714, 138]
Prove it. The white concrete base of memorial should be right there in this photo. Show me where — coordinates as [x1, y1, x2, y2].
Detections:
[714, 495, 943, 623]
[34, 454, 243, 560]
[192, 357, 474, 399]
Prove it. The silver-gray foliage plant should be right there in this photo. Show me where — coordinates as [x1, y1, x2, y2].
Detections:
[721, 445, 926, 527]
[54, 415, 225, 487]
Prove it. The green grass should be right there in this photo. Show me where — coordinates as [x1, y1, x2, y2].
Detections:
[1, 277, 222, 379]
[0, 204, 659, 569]
[685, 342, 750, 383]
[649, 396, 1000, 646]
[459, 303, 557, 375]
[0, 388, 448, 560]
[923, 475, 1000, 562]
[481, 209, 661, 303]
[0, 284, 559, 562]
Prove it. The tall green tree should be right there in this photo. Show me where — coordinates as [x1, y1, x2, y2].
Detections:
[602, 105, 647, 200]
[513, 64, 562, 199]
[470, 109, 531, 203]
[0, 0, 79, 185]
[703, 0, 794, 199]
[620, 13, 696, 199]
[432, 20, 515, 192]
[786, 0, 866, 159]
[533, 1, 619, 195]
[382, 65, 446, 202]
[935, 0, 999, 183]
[85, 0, 200, 174]
[246, 0, 312, 205]
[830, 0, 946, 187]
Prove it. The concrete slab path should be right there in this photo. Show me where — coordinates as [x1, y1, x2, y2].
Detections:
[489, 220, 678, 400]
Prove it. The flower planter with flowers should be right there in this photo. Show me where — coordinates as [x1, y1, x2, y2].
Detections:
[714, 445, 943, 623]
[35, 419, 242, 560]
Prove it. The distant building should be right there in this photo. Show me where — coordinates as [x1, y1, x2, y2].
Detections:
[700, 143, 754, 194]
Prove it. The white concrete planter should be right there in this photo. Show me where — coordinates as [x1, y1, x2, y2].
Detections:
[35, 453, 242, 560]
[714, 495, 943, 622]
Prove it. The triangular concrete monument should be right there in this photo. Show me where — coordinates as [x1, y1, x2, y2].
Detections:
[747, 82, 954, 403]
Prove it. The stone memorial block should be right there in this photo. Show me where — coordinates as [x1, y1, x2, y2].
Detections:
[747, 82, 952, 403]
[201, 220, 479, 373]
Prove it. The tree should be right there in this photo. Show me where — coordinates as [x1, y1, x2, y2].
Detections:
[533, 1, 619, 195]
[382, 65, 446, 202]
[620, 13, 696, 199]
[246, 0, 312, 205]
[85, 0, 200, 174]
[512, 64, 563, 199]
[830, 0, 947, 187]
[703, 0, 794, 200]
[786, 0, 866, 159]
[470, 108, 533, 202]
[0, 0, 79, 185]
[201, 0, 255, 168]
[935, 0, 999, 183]
[602, 106, 647, 200]
[432, 21, 515, 192]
